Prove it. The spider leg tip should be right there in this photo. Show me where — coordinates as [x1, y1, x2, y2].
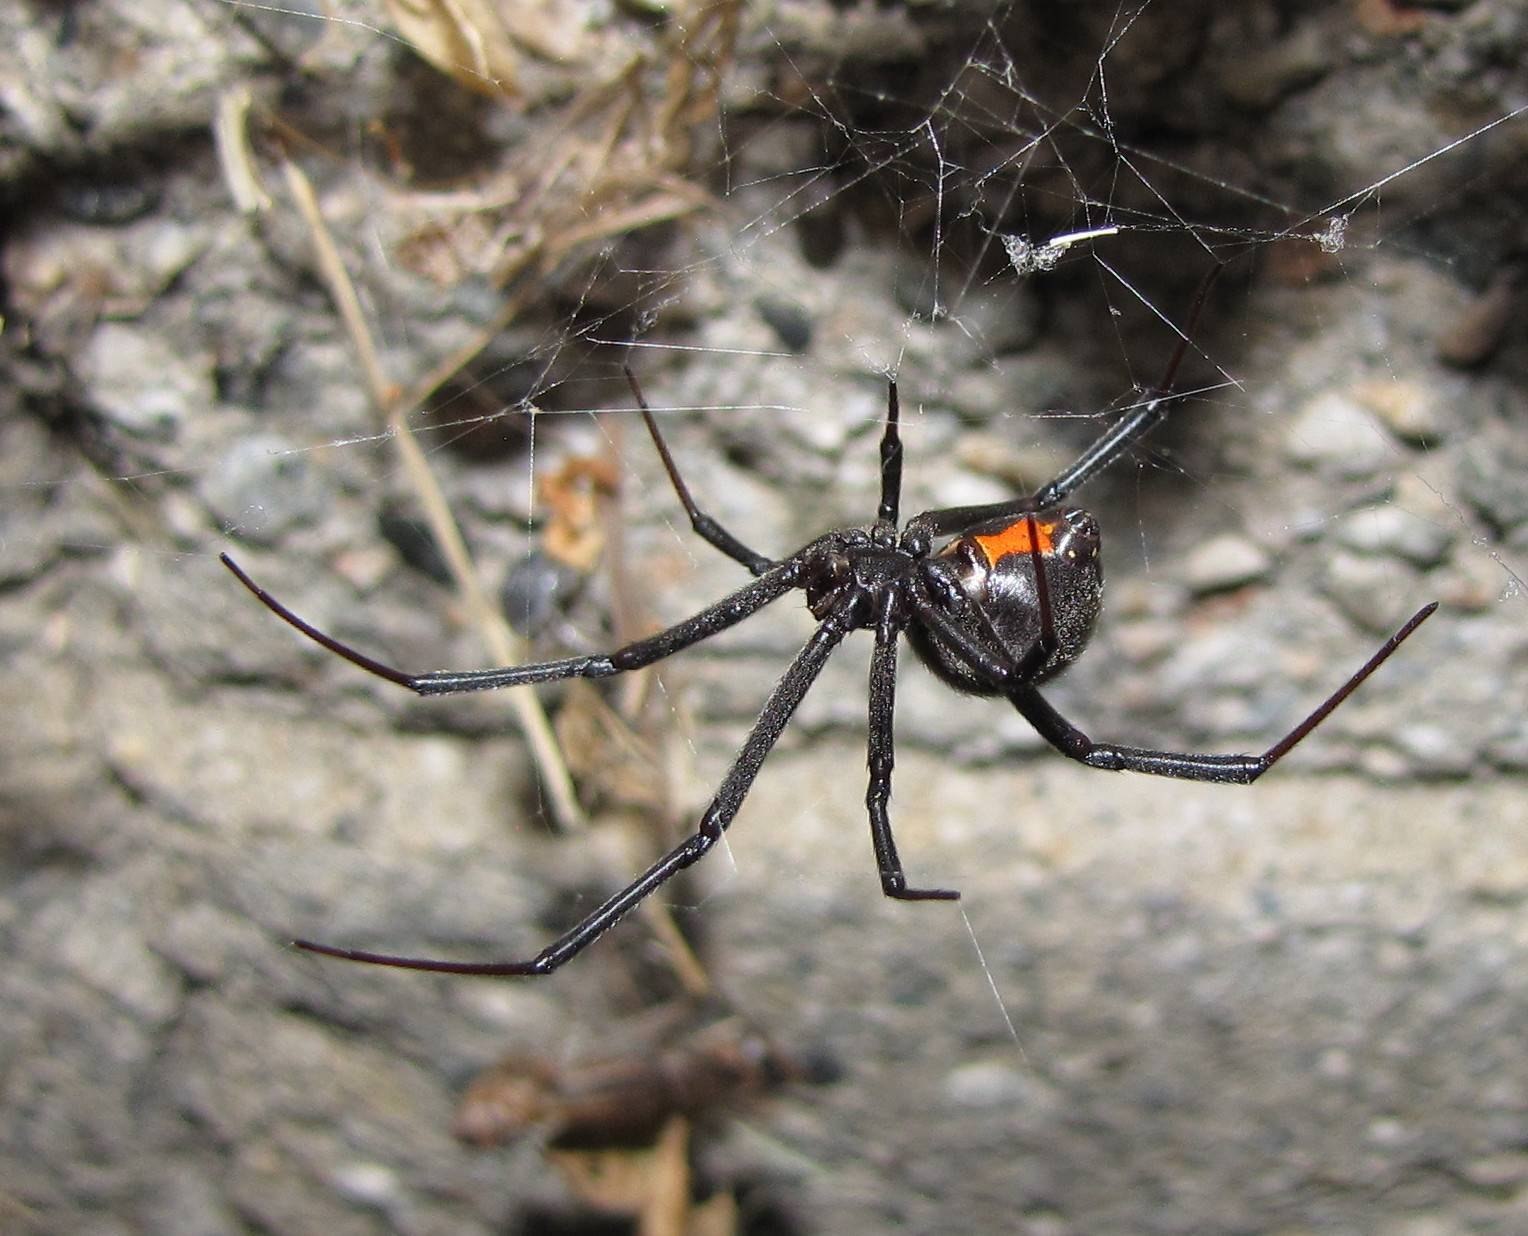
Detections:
[1400, 600, 1440, 638]
[220, 551, 258, 591]
[890, 886, 962, 902]
[292, 937, 351, 961]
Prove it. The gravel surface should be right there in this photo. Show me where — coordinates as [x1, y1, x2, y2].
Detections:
[3, 2, 1526, 1233]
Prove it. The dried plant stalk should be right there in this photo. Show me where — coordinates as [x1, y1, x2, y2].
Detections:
[282, 156, 586, 831]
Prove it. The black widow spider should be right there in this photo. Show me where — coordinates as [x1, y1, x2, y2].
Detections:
[222, 288, 1436, 978]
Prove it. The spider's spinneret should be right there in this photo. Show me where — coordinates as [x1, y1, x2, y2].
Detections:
[912, 508, 1102, 694]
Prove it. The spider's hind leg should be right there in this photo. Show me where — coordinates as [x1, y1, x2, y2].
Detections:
[297, 599, 859, 975]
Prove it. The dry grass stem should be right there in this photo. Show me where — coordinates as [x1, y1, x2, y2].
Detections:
[281, 156, 586, 831]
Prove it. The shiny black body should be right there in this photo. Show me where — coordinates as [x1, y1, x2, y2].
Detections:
[223, 289, 1436, 977]
[909, 508, 1102, 692]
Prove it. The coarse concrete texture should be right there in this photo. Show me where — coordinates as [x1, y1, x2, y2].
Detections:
[2, 1, 1526, 1233]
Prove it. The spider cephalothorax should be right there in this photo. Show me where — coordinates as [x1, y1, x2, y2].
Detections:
[222, 282, 1435, 977]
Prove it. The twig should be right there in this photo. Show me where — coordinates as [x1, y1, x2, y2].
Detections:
[281, 156, 586, 831]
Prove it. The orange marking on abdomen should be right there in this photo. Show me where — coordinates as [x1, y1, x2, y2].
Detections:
[972, 517, 1058, 566]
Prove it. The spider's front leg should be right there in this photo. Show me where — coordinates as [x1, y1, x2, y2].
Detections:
[625, 366, 775, 576]
[220, 550, 801, 695]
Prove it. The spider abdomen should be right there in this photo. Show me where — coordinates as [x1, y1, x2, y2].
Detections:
[911, 508, 1103, 695]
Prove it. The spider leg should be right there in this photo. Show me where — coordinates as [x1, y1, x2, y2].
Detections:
[1029, 263, 1223, 509]
[221, 549, 803, 695]
[1008, 601, 1438, 784]
[877, 379, 904, 528]
[909, 599, 1016, 682]
[903, 268, 1224, 543]
[294, 601, 858, 974]
[903, 381, 1194, 539]
[867, 601, 959, 900]
[624, 366, 774, 575]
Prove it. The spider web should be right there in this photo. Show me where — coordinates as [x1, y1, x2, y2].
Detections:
[5, 0, 1528, 1232]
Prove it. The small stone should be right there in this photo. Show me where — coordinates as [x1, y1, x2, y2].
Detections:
[1181, 533, 1271, 594]
[1458, 1153, 1528, 1190]
[754, 295, 813, 353]
[1457, 435, 1528, 539]
[943, 1060, 1047, 1109]
[1317, 1047, 1353, 1079]
[1321, 551, 1418, 634]
[1334, 505, 1454, 568]
[1284, 390, 1392, 477]
[1435, 553, 1508, 612]
[1486, 724, 1528, 772]
[76, 320, 214, 440]
[1112, 618, 1178, 664]
[157, 902, 261, 985]
[199, 434, 333, 545]
[1352, 379, 1443, 445]
[953, 429, 1063, 490]
[948, 283, 1043, 359]
[1393, 723, 1474, 779]
[330, 1161, 401, 1210]
[45, 883, 181, 1026]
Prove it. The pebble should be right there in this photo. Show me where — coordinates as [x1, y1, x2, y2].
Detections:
[1334, 505, 1454, 568]
[330, 1161, 401, 1210]
[48, 884, 181, 1026]
[1393, 722, 1475, 779]
[1435, 553, 1509, 611]
[1458, 1152, 1528, 1189]
[76, 319, 213, 440]
[1284, 390, 1392, 477]
[943, 1060, 1048, 1110]
[754, 294, 814, 353]
[1321, 551, 1418, 634]
[1181, 533, 1271, 594]
[1352, 378, 1443, 445]
[198, 433, 333, 545]
[1111, 617, 1179, 664]
[1486, 725, 1528, 772]
[1456, 436, 1528, 541]
[948, 283, 1043, 359]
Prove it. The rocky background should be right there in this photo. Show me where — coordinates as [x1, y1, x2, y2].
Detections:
[2, 1, 1527, 1233]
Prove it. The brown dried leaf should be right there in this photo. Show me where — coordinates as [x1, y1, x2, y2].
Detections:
[1354, 0, 1427, 37]
[547, 1142, 668, 1214]
[382, 0, 524, 99]
[538, 454, 620, 572]
[499, 0, 588, 64]
[554, 684, 668, 816]
[453, 1019, 806, 1148]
